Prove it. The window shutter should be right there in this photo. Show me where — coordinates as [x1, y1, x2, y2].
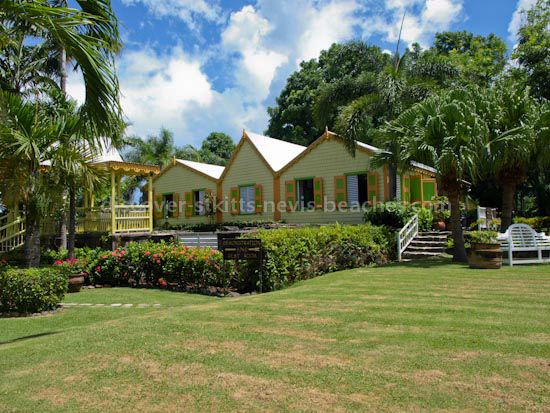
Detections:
[254, 184, 263, 214]
[230, 187, 240, 215]
[334, 176, 346, 207]
[154, 194, 163, 219]
[368, 173, 378, 205]
[184, 192, 193, 217]
[285, 180, 296, 211]
[313, 177, 323, 209]
[173, 193, 180, 218]
[402, 174, 410, 204]
[346, 175, 359, 205]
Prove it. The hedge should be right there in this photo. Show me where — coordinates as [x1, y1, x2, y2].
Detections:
[0, 268, 67, 314]
[241, 224, 394, 292]
[513, 217, 550, 232]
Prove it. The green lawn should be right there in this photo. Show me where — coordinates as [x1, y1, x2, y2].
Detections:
[1, 259, 549, 412]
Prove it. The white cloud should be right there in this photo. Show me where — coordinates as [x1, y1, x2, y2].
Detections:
[361, 0, 465, 48]
[121, 0, 223, 29]
[508, 0, 537, 43]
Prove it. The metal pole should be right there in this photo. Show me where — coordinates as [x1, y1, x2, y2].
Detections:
[111, 170, 116, 235]
[148, 174, 153, 232]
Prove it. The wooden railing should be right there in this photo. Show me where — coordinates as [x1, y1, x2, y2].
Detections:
[76, 208, 111, 233]
[397, 213, 419, 261]
[113, 205, 150, 233]
[0, 213, 25, 253]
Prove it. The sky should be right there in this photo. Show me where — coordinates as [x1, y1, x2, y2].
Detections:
[67, 0, 536, 148]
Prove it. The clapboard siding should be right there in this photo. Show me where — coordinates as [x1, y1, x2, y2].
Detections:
[153, 165, 217, 226]
[279, 139, 385, 224]
[221, 140, 274, 222]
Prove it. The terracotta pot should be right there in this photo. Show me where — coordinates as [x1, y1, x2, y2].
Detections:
[433, 221, 446, 231]
[469, 242, 502, 269]
[68, 273, 85, 293]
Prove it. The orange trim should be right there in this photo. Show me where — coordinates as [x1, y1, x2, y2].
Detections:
[384, 165, 390, 201]
[216, 182, 223, 223]
[274, 176, 281, 221]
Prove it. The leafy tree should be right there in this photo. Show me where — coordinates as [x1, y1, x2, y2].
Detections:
[512, 0, 550, 100]
[374, 88, 488, 262]
[432, 31, 507, 86]
[484, 81, 550, 231]
[201, 132, 235, 162]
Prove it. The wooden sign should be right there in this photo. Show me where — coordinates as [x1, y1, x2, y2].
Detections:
[220, 238, 262, 260]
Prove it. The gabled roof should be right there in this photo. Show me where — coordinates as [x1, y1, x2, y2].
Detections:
[246, 132, 307, 172]
[277, 129, 437, 177]
[175, 159, 224, 179]
[153, 158, 224, 182]
[219, 131, 307, 181]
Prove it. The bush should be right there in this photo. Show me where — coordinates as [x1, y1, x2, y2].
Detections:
[513, 217, 550, 232]
[417, 208, 434, 232]
[468, 231, 498, 243]
[365, 202, 435, 231]
[241, 224, 393, 292]
[0, 268, 67, 313]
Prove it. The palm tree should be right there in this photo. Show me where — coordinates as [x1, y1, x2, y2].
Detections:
[485, 82, 550, 232]
[375, 88, 488, 262]
[0, 0, 122, 136]
[0, 90, 103, 267]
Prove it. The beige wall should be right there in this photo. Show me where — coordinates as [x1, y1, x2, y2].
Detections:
[153, 165, 217, 227]
[220, 140, 275, 222]
[278, 139, 385, 225]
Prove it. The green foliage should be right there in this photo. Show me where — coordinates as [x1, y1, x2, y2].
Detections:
[512, 0, 550, 100]
[165, 220, 276, 232]
[0, 268, 67, 313]
[417, 208, 434, 232]
[513, 216, 550, 232]
[200, 132, 236, 161]
[468, 231, 498, 244]
[242, 224, 394, 292]
[364, 202, 434, 231]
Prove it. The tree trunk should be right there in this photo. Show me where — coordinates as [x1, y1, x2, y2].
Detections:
[58, 45, 68, 251]
[389, 163, 397, 200]
[24, 210, 41, 268]
[59, 189, 68, 250]
[68, 187, 76, 259]
[500, 181, 516, 233]
[448, 190, 467, 263]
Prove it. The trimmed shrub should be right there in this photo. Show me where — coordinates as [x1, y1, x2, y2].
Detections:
[241, 224, 393, 292]
[513, 217, 550, 232]
[0, 268, 67, 313]
[365, 202, 435, 231]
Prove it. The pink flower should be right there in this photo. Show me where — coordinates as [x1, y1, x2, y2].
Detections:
[153, 253, 158, 258]
[120, 250, 126, 255]
[145, 251, 151, 255]
[102, 255, 107, 259]
[156, 259, 161, 264]
[54, 260, 63, 266]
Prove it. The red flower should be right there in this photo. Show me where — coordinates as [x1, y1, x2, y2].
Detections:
[161, 281, 167, 287]
[158, 278, 163, 283]
[156, 259, 161, 264]
[102, 255, 108, 259]
[96, 266, 101, 272]
[111, 251, 117, 257]
[153, 253, 158, 258]
[145, 251, 151, 255]
[120, 250, 126, 255]
[54, 259, 63, 265]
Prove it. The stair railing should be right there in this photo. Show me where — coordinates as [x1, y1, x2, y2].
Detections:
[397, 213, 419, 261]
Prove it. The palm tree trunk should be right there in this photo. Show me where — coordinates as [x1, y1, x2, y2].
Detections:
[24, 210, 41, 268]
[59, 190, 68, 250]
[448, 190, 467, 263]
[59, 45, 68, 251]
[68, 187, 76, 259]
[501, 181, 516, 233]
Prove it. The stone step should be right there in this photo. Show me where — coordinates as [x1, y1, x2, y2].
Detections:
[414, 236, 449, 242]
[402, 251, 444, 259]
[418, 231, 451, 236]
[406, 245, 447, 253]
[409, 240, 448, 248]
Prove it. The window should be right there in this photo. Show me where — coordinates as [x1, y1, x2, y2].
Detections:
[163, 193, 174, 218]
[346, 174, 368, 207]
[297, 179, 314, 209]
[193, 190, 205, 216]
[240, 185, 255, 214]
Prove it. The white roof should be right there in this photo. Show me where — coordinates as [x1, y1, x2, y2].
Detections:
[91, 139, 123, 164]
[246, 131, 307, 172]
[176, 159, 225, 179]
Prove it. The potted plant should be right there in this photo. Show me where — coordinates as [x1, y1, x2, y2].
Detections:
[431, 196, 449, 231]
[468, 231, 502, 269]
[54, 258, 89, 292]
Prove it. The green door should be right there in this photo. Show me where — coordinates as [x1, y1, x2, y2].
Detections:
[422, 181, 435, 204]
[410, 177, 421, 203]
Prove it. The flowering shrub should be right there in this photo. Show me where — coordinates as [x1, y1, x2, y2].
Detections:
[86, 241, 227, 289]
[53, 258, 89, 278]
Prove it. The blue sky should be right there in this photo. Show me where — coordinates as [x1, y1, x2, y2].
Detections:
[67, 0, 536, 148]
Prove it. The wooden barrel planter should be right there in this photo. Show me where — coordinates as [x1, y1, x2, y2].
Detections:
[469, 242, 502, 269]
[68, 273, 86, 293]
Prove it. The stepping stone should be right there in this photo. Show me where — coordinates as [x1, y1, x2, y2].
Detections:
[63, 303, 77, 306]
[123, 304, 133, 308]
[137, 304, 150, 307]
[153, 304, 161, 307]
[80, 303, 93, 306]
[111, 303, 122, 307]
[95, 304, 105, 307]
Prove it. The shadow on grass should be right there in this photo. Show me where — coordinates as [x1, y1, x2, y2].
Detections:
[383, 256, 469, 269]
[0, 331, 60, 346]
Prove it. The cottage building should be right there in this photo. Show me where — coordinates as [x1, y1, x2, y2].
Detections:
[152, 159, 224, 226]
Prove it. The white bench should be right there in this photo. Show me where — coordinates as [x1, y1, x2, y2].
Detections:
[497, 224, 550, 266]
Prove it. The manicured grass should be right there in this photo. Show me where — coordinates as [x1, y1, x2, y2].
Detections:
[1, 259, 549, 412]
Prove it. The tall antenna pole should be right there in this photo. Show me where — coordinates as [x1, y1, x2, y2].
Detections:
[394, 11, 406, 71]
